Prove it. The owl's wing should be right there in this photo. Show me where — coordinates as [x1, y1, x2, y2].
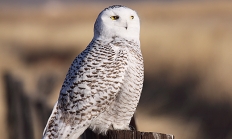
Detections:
[43, 42, 128, 139]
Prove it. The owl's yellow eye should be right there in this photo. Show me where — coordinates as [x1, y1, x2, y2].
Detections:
[110, 16, 119, 20]
[131, 16, 134, 19]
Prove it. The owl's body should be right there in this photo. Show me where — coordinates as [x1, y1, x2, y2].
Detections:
[43, 5, 143, 139]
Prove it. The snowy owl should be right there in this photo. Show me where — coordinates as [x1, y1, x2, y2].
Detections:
[43, 5, 143, 139]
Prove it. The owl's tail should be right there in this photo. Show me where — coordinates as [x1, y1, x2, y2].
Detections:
[43, 102, 58, 136]
[43, 124, 88, 139]
[42, 102, 89, 139]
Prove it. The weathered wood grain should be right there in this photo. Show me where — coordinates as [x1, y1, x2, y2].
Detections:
[81, 129, 174, 139]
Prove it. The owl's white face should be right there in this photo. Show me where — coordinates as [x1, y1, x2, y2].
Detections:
[94, 5, 140, 40]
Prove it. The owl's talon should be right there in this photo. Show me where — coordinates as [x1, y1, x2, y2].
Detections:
[129, 125, 136, 131]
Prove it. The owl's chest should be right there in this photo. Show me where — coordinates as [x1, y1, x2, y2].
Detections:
[112, 44, 143, 84]
[116, 44, 143, 69]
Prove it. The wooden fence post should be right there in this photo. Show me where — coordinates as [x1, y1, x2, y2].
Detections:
[3, 73, 34, 139]
[81, 113, 174, 139]
[81, 130, 174, 139]
[3, 72, 52, 139]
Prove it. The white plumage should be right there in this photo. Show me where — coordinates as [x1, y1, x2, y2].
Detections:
[43, 5, 144, 139]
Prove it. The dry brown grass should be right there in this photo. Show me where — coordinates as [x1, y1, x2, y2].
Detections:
[0, 1, 232, 139]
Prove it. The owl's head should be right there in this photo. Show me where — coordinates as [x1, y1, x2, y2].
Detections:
[94, 5, 140, 40]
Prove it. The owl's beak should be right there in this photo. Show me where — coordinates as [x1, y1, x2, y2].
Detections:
[119, 21, 128, 30]
[125, 22, 128, 30]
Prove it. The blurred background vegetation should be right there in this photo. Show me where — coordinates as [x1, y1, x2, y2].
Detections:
[0, 0, 232, 139]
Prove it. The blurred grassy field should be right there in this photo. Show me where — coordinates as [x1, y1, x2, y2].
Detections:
[0, 1, 232, 139]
